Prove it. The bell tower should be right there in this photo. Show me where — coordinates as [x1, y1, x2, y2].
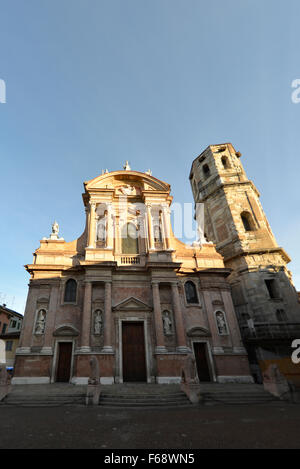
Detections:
[190, 143, 300, 381]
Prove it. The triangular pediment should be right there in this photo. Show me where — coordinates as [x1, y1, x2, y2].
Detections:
[112, 297, 152, 312]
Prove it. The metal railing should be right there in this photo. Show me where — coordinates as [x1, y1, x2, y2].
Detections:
[240, 322, 300, 340]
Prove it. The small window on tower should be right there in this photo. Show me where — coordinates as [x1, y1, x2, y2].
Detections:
[241, 211, 255, 231]
[264, 279, 280, 299]
[221, 156, 230, 169]
[202, 164, 210, 179]
[276, 309, 287, 322]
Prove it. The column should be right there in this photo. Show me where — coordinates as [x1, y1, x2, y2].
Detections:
[152, 281, 167, 352]
[162, 205, 171, 250]
[171, 282, 190, 352]
[43, 283, 59, 352]
[106, 204, 113, 249]
[102, 281, 114, 353]
[85, 206, 89, 246]
[147, 204, 155, 250]
[87, 202, 96, 248]
[114, 215, 121, 254]
[80, 281, 92, 352]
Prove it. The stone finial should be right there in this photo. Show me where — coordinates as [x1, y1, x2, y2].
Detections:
[86, 355, 101, 406]
[145, 169, 152, 176]
[52, 220, 59, 235]
[88, 355, 100, 385]
[181, 353, 198, 385]
[44, 220, 64, 241]
[123, 161, 131, 170]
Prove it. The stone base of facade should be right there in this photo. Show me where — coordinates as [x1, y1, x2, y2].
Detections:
[12, 351, 253, 385]
[213, 354, 252, 382]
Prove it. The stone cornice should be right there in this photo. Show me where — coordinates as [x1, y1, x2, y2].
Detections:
[223, 247, 291, 264]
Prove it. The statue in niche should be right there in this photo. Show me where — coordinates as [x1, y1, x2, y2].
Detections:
[96, 213, 107, 243]
[154, 223, 163, 243]
[35, 309, 46, 335]
[163, 311, 172, 336]
[94, 310, 103, 335]
[216, 311, 228, 335]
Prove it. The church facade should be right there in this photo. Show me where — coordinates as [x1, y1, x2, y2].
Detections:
[13, 164, 252, 385]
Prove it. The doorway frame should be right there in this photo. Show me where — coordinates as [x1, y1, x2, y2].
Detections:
[118, 318, 151, 383]
[51, 339, 75, 383]
[191, 339, 216, 382]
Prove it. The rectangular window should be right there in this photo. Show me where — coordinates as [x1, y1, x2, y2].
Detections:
[265, 279, 280, 299]
[2, 323, 7, 334]
[5, 341, 13, 351]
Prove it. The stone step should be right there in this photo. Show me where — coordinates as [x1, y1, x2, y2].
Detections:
[99, 389, 191, 407]
[201, 392, 277, 405]
[100, 393, 185, 399]
[100, 396, 189, 403]
[100, 400, 192, 408]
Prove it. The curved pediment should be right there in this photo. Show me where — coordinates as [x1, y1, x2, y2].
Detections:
[84, 171, 170, 193]
[53, 324, 79, 337]
[113, 296, 152, 312]
[187, 326, 211, 337]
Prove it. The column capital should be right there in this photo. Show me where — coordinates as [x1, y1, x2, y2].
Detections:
[151, 280, 160, 286]
[170, 280, 179, 287]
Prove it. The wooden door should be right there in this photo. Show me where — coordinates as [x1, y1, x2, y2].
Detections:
[56, 342, 72, 382]
[193, 342, 211, 382]
[122, 322, 147, 382]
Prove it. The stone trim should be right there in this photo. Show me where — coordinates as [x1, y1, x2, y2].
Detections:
[11, 377, 50, 385]
[217, 375, 254, 384]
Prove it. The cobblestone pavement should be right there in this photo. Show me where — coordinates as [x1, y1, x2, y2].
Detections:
[1, 402, 300, 449]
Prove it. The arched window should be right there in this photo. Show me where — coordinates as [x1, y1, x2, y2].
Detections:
[241, 211, 255, 232]
[184, 281, 198, 304]
[64, 279, 77, 303]
[202, 164, 210, 179]
[121, 222, 139, 254]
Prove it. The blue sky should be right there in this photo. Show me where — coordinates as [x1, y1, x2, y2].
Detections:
[1, 0, 300, 313]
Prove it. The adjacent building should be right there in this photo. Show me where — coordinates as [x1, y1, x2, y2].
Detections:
[0, 304, 23, 368]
